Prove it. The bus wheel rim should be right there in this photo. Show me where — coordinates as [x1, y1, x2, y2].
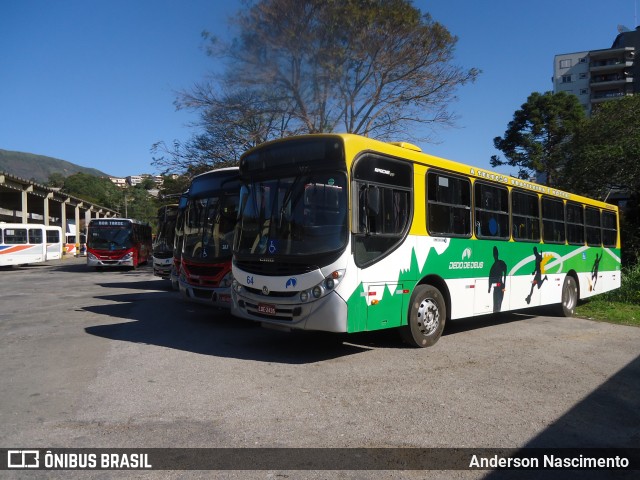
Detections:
[417, 298, 439, 336]
[563, 281, 576, 310]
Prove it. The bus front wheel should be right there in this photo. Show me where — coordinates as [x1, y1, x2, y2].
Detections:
[400, 284, 446, 348]
[559, 275, 578, 317]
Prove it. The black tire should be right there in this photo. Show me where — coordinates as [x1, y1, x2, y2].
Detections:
[559, 275, 578, 317]
[400, 284, 446, 348]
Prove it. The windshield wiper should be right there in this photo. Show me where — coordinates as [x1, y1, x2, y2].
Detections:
[278, 174, 307, 230]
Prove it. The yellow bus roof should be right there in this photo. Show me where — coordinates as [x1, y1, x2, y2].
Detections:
[242, 133, 618, 212]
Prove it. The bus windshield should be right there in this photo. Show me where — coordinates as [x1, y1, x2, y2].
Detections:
[234, 172, 348, 257]
[183, 191, 239, 261]
[88, 225, 133, 250]
[154, 206, 178, 255]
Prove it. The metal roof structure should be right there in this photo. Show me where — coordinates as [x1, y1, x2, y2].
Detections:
[0, 171, 118, 230]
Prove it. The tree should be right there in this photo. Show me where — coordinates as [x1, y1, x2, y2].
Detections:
[47, 172, 66, 188]
[560, 95, 640, 265]
[152, 88, 291, 172]
[561, 95, 640, 197]
[156, 0, 478, 174]
[61, 173, 121, 208]
[491, 91, 585, 185]
[139, 177, 156, 191]
[157, 174, 191, 199]
[230, 0, 479, 137]
[125, 185, 159, 224]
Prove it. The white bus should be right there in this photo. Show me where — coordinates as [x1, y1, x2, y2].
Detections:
[230, 134, 620, 347]
[45, 226, 63, 260]
[0, 223, 48, 266]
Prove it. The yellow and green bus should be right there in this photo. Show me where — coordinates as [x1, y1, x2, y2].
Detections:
[230, 134, 620, 347]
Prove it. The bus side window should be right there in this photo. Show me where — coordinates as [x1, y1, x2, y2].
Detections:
[474, 182, 509, 239]
[566, 202, 584, 245]
[427, 171, 471, 237]
[602, 211, 618, 247]
[511, 190, 540, 242]
[352, 155, 413, 267]
[585, 207, 602, 246]
[28, 228, 43, 244]
[542, 197, 565, 244]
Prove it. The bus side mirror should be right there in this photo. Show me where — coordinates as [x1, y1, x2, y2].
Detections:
[366, 186, 381, 216]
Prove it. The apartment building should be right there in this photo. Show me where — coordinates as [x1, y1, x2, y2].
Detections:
[553, 26, 640, 115]
[109, 177, 127, 188]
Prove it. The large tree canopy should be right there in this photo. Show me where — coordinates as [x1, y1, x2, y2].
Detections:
[61, 173, 158, 223]
[227, 0, 478, 137]
[491, 91, 585, 185]
[560, 95, 640, 265]
[154, 0, 478, 174]
[560, 95, 640, 198]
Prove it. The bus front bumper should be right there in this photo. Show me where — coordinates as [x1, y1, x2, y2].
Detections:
[87, 253, 134, 267]
[231, 288, 347, 333]
[153, 257, 173, 278]
[179, 280, 233, 308]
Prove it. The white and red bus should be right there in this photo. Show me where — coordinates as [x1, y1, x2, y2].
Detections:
[170, 192, 189, 290]
[86, 218, 152, 270]
[179, 167, 240, 307]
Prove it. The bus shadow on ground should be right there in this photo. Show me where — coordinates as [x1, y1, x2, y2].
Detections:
[83, 292, 372, 364]
[82, 289, 550, 363]
[482, 354, 640, 480]
[53, 261, 155, 275]
[96, 279, 175, 291]
[443, 310, 539, 337]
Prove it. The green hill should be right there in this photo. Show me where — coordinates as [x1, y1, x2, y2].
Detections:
[0, 149, 110, 184]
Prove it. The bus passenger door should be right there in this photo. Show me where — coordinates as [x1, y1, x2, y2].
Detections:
[365, 283, 406, 330]
[475, 277, 510, 314]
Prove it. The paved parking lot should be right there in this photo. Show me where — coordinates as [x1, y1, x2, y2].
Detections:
[1, 257, 639, 478]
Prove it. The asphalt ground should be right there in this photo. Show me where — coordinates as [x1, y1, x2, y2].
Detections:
[1, 256, 638, 479]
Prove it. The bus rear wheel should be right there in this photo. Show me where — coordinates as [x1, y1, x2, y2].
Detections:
[400, 284, 446, 348]
[559, 275, 578, 317]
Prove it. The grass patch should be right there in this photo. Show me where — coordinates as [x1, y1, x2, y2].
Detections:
[575, 263, 640, 327]
[576, 299, 640, 326]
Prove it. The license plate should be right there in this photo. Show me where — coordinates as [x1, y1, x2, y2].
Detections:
[258, 303, 277, 315]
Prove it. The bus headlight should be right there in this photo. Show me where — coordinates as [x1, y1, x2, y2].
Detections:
[299, 270, 345, 303]
[122, 252, 133, 261]
[324, 269, 344, 290]
[88, 253, 97, 261]
[232, 279, 243, 293]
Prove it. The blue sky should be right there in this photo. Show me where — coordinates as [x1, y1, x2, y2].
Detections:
[1, 0, 637, 178]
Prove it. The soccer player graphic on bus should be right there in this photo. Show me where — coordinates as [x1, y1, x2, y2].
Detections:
[525, 246, 548, 305]
[590, 252, 603, 291]
[488, 246, 507, 313]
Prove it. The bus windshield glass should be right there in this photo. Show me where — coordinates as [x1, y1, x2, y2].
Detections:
[183, 191, 239, 261]
[154, 206, 178, 254]
[234, 172, 348, 256]
[88, 225, 133, 250]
